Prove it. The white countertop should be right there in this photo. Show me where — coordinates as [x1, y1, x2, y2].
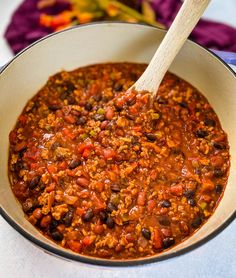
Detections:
[0, 1, 236, 277]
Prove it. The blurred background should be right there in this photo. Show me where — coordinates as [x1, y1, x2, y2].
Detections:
[1, 0, 236, 66]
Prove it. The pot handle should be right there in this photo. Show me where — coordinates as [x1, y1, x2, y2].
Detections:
[211, 50, 236, 66]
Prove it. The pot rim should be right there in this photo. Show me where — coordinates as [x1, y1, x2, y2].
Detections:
[0, 21, 235, 267]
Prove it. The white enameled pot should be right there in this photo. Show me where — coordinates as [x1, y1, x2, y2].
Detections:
[0, 23, 235, 266]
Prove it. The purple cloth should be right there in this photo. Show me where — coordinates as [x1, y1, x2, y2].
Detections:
[4, 0, 236, 54]
[4, 0, 69, 54]
[150, 0, 236, 52]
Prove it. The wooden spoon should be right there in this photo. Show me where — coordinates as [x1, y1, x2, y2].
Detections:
[132, 0, 211, 95]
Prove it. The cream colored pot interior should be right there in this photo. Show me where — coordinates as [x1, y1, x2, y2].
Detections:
[0, 23, 235, 264]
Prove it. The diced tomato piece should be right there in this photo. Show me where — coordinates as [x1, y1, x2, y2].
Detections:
[93, 224, 104, 235]
[170, 184, 183, 196]
[45, 183, 56, 192]
[66, 168, 77, 177]
[153, 228, 163, 249]
[67, 240, 82, 253]
[30, 163, 39, 170]
[137, 192, 146, 206]
[62, 127, 76, 140]
[64, 114, 76, 124]
[47, 164, 57, 174]
[77, 142, 93, 153]
[77, 143, 85, 153]
[82, 148, 90, 158]
[202, 178, 215, 192]
[129, 106, 138, 114]
[91, 194, 106, 210]
[111, 165, 120, 175]
[147, 199, 156, 212]
[24, 147, 40, 161]
[150, 170, 158, 180]
[58, 161, 67, 170]
[82, 236, 94, 247]
[90, 83, 100, 95]
[132, 126, 142, 132]
[77, 189, 89, 199]
[76, 207, 86, 216]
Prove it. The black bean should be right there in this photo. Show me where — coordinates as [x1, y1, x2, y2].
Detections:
[76, 116, 87, 126]
[49, 219, 59, 232]
[184, 189, 195, 199]
[64, 210, 74, 227]
[126, 97, 136, 106]
[93, 114, 105, 121]
[82, 208, 94, 222]
[114, 102, 123, 111]
[60, 91, 68, 100]
[191, 216, 202, 228]
[67, 95, 77, 105]
[125, 113, 135, 120]
[68, 159, 81, 170]
[188, 199, 196, 207]
[163, 237, 175, 249]
[158, 216, 170, 226]
[99, 211, 108, 223]
[195, 129, 209, 138]
[215, 184, 223, 194]
[51, 231, 63, 241]
[29, 176, 41, 189]
[141, 228, 151, 240]
[19, 147, 27, 158]
[214, 168, 224, 177]
[213, 142, 225, 150]
[93, 94, 102, 102]
[85, 103, 93, 111]
[179, 101, 188, 108]
[110, 184, 121, 192]
[114, 83, 123, 92]
[159, 200, 171, 208]
[131, 136, 139, 145]
[48, 104, 61, 111]
[22, 198, 34, 213]
[65, 81, 75, 93]
[195, 168, 201, 175]
[204, 118, 216, 127]
[145, 133, 157, 142]
[51, 141, 61, 150]
[14, 161, 24, 173]
[106, 217, 115, 228]
[106, 202, 117, 213]
[157, 96, 167, 104]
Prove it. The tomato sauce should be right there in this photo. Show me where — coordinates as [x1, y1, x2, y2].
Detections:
[8, 63, 230, 259]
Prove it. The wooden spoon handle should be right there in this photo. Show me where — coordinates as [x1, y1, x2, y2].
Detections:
[133, 0, 211, 94]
